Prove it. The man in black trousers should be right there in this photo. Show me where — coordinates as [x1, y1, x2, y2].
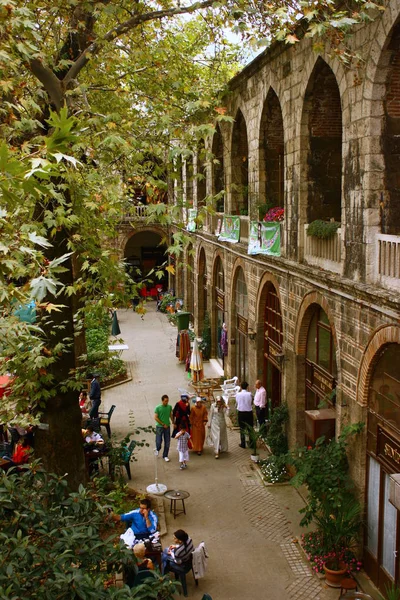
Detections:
[89, 373, 101, 419]
[235, 381, 253, 448]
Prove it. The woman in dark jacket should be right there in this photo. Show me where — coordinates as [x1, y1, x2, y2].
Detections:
[172, 394, 191, 435]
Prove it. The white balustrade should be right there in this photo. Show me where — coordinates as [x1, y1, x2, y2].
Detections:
[304, 224, 342, 273]
[376, 233, 400, 287]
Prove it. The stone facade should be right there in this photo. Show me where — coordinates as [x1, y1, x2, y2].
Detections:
[171, 0, 400, 497]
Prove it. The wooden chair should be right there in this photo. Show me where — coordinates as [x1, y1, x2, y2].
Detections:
[98, 405, 116, 438]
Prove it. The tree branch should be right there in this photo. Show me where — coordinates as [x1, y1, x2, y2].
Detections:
[63, 0, 215, 85]
[29, 59, 64, 111]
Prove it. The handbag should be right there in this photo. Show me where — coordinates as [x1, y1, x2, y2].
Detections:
[171, 427, 178, 438]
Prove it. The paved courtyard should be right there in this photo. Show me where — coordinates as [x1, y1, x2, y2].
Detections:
[103, 304, 339, 599]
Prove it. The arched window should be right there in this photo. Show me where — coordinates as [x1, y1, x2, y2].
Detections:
[186, 244, 194, 319]
[260, 88, 284, 210]
[365, 343, 400, 593]
[212, 125, 225, 213]
[302, 59, 342, 223]
[231, 109, 249, 216]
[197, 140, 207, 208]
[382, 23, 400, 234]
[234, 267, 248, 382]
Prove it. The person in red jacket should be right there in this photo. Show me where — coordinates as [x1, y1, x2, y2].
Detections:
[2, 436, 32, 469]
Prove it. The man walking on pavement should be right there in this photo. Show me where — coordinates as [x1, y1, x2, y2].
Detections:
[236, 381, 253, 448]
[89, 373, 101, 419]
[254, 379, 267, 428]
[154, 394, 173, 462]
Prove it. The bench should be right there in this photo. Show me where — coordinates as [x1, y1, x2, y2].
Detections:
[98, 405, 116, 438]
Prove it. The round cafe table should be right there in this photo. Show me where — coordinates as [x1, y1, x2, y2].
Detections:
[190, 378, 218, 402]
[164, 489, 190, 519]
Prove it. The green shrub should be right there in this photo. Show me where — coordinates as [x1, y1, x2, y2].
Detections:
[159, 293, 175, 313]
[0, 465, 178, 599]
[265, 403, 289, 456]
[307, 220, 340, 239]
[199, 312, 211, 359]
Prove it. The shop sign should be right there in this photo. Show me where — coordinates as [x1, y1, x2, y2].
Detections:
[216, 290, 224, 312]
[306, 360, 335, 397]
[264, 338, 283, 369]
[377, 426, 400, 472]
[237, 314, 248, 335]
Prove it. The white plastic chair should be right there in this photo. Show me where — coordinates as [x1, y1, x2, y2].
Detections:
[220, 376, 238, 393]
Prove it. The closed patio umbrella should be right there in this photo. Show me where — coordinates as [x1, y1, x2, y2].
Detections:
[111, 310, 121, 337]
[190, 339, 203, 382]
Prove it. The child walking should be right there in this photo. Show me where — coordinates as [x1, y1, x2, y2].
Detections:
[175, 425, 190, 470]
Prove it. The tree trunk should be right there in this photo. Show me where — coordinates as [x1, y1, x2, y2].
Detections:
[34, 222, 87, 490]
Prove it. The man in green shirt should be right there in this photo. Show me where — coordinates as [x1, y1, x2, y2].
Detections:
[154, 394, 173, 462]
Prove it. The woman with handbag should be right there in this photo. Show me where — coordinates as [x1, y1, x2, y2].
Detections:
[172, 394, 191, 436]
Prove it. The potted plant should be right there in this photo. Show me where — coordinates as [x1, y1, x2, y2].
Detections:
[307, 219, 340, 239]
[245, 423, 267, 462]
[315, 496, 362, 587]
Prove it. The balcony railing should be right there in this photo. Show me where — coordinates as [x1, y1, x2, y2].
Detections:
[377, 233, 400, 289]
[304, 224, 342, 273]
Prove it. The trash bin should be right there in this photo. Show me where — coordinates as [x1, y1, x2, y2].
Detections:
[175, 312, 191, 331]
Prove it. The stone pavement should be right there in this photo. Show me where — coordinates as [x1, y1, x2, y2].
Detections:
[103, 304, 339, 600]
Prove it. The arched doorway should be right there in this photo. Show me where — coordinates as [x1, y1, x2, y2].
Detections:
[186, 243, 194, 319]
[304, 305, 337, 446]
[234, 267, 248, 382]
[198, 248, 207, 330]
[263, 284, 283, 415]
[124, 230, 168, 291]
[213, 256, 225, 368]
[364, 343, 400, 593]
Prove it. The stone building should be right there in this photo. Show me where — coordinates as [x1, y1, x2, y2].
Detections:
[117, 0, 400, 593]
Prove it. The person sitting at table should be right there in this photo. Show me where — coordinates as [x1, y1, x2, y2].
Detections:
[83, 425, 104, 446]
[112, 498, 158, 540]
[2, 435, 32, 469]
[79, 390, 91, 418]
[133, 543, 154, 571]
[161, 529, 194, 575]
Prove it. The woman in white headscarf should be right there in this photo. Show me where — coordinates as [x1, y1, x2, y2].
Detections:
[207, 396, 228, 459]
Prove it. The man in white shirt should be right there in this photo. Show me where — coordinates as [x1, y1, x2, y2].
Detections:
[235, 381, 253, 448]
[254, 379, 267, 428]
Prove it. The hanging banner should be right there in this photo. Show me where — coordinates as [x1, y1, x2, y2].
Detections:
[218, 215, 240, 243]
[247, 221, 281, 256]
[186, 209, 197, 232]
[248, 221, 262, 255]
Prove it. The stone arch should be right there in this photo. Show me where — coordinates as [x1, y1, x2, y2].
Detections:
[294, 290, 339, 360]
[211, 251, 226, 362]
[118, 225, 166, 254]
[255, 271, 284, 340]
[300, 57, 343, 225]
[185, 241, 194, 318]
[197, 245, 208, 329]
[230, 258, 249, 382]
[258, 87, 285, 210]
[357, 324, 400, 408]
[231, 108, 249, 215]
[211, 123, 226, 212]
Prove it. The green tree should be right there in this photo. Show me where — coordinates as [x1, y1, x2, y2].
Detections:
[0, 0, 383, 486]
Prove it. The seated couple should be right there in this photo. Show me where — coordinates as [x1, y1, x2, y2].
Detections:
[112, 498, 158, 541]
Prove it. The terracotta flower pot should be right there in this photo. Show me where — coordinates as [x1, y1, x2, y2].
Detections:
[323, 560, 347, 587]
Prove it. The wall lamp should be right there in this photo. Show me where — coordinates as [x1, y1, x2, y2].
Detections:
[248, 330, 257, 341]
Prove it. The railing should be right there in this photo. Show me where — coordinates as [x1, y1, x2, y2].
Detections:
[376, 233, 400, 289]
[304, 224, 342, 273]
